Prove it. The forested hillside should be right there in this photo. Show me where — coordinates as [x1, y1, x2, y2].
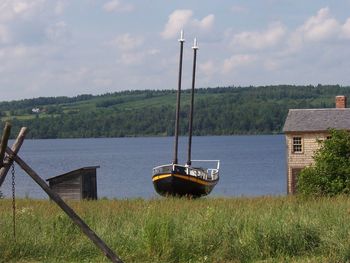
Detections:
[1, 85, 349, 139]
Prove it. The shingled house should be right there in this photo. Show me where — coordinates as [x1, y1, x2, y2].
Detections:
[283, 96, 350, 194]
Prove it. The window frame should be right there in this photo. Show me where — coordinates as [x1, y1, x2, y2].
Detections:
[292, 136, 303, 154]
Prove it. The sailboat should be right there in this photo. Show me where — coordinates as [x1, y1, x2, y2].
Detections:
[152, 31, 220, 197]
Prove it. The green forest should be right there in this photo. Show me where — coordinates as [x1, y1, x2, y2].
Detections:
[1, 85, 350, 139]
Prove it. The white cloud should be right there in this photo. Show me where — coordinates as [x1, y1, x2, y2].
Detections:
[161, 9, 215, 39]
[341, 18, 350, 39]
[231, 22, 286, 50]
[54, 1, 66, 15]
[1, 3, 350, 101]
[287, 31, 303, 53]
[192, 14, 214, 32]
[11, 45, 28, 57]
[0, 45, 29, 59]
[222, 54, 256, 74]
[300, 7, 340, 42]
[107, 34, 158, 66]
[105, 33, 160, 66]
[14, 2, 29, 14]
[228, 7, 350, 59]
[102, 0, 133, 13]
[46, 21, 70, 43]
[109, 33, 144, 51]
[116, 48, 159, 66]
[161, 10, 193, 39]
[288, 7, 341, 52]
[0, 24, 11, 44]
[0, 0, 45, 22]
[199, 60, 216, 76]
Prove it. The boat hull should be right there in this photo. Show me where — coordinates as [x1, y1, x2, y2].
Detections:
[152, 168, 218, 197]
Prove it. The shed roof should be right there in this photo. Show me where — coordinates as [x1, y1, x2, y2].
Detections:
[283, 108, 350, 133]
[46, 166, 100, 182]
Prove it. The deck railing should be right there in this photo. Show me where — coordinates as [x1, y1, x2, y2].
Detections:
[153, 160, 220, 180]
[190, 160, 220, 180]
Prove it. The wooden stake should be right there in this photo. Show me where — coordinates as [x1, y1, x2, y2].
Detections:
[0, 122, 11, 167]
[0, 127, 27, 187]
[5, 147, 123, 263]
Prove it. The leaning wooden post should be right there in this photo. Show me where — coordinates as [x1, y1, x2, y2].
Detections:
[0, 122, 12, 167]
[5, 147, 123, 263]
[0, 127, 27, 187]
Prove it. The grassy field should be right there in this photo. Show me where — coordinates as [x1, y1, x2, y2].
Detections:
[1, 196, 350, 262]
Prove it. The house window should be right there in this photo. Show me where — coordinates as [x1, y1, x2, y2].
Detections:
[292, 136, 303, 153]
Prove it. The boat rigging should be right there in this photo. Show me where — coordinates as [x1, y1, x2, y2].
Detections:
[152, 31, 220, 197]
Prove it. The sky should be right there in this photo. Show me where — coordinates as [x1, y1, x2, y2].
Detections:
[1, 0, 350, 101]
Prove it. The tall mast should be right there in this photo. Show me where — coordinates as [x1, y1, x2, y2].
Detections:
[173, 30, 185, 164]
[186, 38, 198, 166]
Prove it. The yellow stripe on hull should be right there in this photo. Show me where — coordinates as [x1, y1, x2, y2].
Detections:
[153, 173, 216, 186]
[152, 174, 172, 181]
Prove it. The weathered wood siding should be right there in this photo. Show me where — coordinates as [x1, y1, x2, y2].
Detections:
[285, 132, 329, 194]
[82, 171, 97, 199]
[50, 175, 82, 200]
[47, 166, 99, 200]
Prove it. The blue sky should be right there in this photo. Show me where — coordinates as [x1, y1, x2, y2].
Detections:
[1, 0, 350, 101]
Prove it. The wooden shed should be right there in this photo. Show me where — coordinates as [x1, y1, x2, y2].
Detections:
[46, 166, 99, 200]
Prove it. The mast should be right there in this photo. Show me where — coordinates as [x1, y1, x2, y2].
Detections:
[173, 30, 185, 164]
[186, 38, 198, 166]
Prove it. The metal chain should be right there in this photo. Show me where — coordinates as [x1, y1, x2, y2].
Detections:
[11, 163, 16, 240]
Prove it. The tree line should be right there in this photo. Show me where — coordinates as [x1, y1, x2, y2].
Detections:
[2, 85, 350, 139]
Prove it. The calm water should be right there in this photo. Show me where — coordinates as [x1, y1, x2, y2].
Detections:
[0, 135, 286, 199]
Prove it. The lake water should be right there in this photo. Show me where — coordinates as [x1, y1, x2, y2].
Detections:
[0, 135, 287, 199]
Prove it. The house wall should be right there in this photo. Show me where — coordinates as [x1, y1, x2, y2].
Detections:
[285, 132, 329, 194]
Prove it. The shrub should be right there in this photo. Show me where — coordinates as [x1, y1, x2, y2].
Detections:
[298, 130, 350, 196]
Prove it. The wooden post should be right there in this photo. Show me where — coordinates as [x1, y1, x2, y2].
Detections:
[5, 147, 124, 263]
[0, 127, 27, 187]
[0, 122, 12, 167]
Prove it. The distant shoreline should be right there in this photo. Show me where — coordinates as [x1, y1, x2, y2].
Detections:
[2, 85, 349, 139]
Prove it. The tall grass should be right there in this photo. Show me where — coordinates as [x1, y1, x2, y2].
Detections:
[1, 196, 350, 262]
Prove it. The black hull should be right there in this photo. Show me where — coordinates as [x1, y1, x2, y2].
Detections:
[152, 170, 218, 197]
